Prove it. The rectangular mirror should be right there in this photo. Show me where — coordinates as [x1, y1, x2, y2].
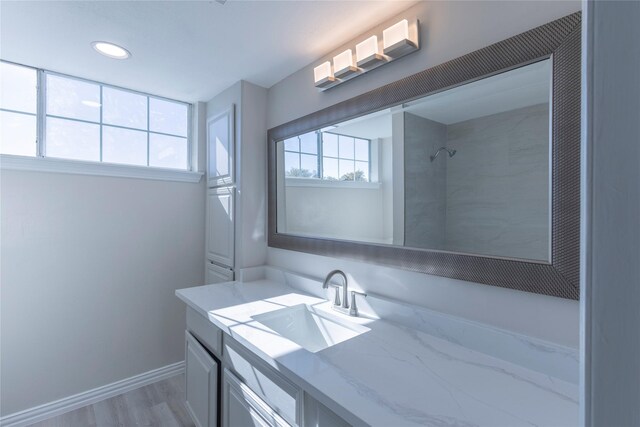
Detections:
[276, 59, 551, 263]
[268, 13, 581, 300]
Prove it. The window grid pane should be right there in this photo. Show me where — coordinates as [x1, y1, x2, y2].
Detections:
[0, 62, 37, 114]
[35, 69, 190, 170]
[46, 74, 101, 122]
[149, 133, 188, 170]
[0, 63, 38, 156]
[102, 125, 148, 166]
[0, 110, 37, 156]
[46, 117, 100, 161]
[102, 86, 148, 130]
[319, 132, 371, 182]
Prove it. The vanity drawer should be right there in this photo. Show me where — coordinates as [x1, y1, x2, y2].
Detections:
[223, 337, 300, 425]
[186, 307, 223, 358]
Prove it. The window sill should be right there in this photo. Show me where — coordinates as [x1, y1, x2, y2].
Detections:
[0, 154, 203, 183]
[284, 177, 381, 189]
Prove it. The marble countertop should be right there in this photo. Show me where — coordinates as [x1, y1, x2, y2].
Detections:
[176, 278, 578, 427]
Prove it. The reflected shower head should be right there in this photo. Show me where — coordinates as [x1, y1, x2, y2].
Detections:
[430, 147, 456, 162]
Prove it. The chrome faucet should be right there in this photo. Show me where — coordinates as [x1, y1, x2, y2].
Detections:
[322, 270, 350, 310]
[322, 270, 368, 317]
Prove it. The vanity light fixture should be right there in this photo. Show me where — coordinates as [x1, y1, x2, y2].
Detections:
[313, 61, 336, 89]
[383, 19, 418, 57]
[312, 18, 420, 91]
[333, 49, 359, 79]
[355, 36, 385, 68]
[91, 41, 131, 60]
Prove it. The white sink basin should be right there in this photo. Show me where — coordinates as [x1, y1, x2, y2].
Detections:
[252, 304, 370, 353]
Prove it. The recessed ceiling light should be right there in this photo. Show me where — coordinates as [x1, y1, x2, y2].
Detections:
[91, 41, 131, 59]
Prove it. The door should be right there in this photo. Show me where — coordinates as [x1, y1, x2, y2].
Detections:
[222, 369, 291, 427]
[185, 332, 219, 427]
[206, 187, 235, 268]
[206, 261, 234, 285]
[207, 106, 235, 187]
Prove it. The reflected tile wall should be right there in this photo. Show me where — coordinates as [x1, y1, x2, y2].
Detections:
[445, 103, 550, 261]
[404, 113, 447, 249]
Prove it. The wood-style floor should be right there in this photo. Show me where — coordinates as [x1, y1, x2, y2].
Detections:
[30, 374, 195, 427]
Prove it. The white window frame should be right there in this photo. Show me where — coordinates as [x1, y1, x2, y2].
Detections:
[0, 60, 202, 183]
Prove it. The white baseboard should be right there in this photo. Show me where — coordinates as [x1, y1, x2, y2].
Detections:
[0, 361, 185, 427]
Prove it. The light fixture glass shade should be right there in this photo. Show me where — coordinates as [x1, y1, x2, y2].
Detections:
[313, 61, 335, 88]
[314, 61, 333, 82]
[383, 19, 417, 57]
[383, 19, 410, 49]
[355, 36, 379, 63]
[333, 49, 358, 78]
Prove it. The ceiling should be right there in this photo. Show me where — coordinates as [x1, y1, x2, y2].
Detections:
[404, 59, 551, 124]
[0, 1, 415, 103]
[333, 108, 393, 139]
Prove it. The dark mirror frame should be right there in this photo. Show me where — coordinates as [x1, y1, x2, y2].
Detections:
[268, 12, 581, 300]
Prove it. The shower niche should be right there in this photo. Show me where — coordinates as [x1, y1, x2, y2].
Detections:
[273, 59, 552, 262]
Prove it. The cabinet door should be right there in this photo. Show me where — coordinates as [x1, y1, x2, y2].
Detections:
[206, 187, 234, 268]
[207, 106, 235, 187]
[223, 369, 291, 427]
[206, 261, 234, 284]
[185, 332, 219, 427]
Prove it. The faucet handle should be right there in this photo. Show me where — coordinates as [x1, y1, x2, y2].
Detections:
[329, 284, 342, 306]
[349, 291, 367, 317]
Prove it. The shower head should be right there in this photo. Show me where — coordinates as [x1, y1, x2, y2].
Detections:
[430, 147, 456, 162]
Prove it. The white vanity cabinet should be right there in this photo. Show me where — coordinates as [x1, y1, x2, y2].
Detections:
[206, 260, 234, 284]
[184, 308, 353, 427]
[205, 104, 236, 282]
[303, 396, 351, 427]
[206, 187, 235, 269]
[206, 106, 235, 188]
[185, 332, 219, 427]
[223, 368, 291, 427]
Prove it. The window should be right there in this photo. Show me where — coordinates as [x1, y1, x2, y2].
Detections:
[0, 62, 37, 156]
[283, 131, 371, 182]
[0, 60, 191, 171]
[283, 131, 319, 178]
[322, 132, 370, 182]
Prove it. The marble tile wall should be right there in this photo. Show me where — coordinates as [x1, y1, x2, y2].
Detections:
[403, 103, 550, 261]
[403, 113, 448, 249]
[444, 103, 550, 261]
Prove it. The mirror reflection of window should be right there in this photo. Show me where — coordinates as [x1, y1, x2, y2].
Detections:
[283, 131, 371, 182]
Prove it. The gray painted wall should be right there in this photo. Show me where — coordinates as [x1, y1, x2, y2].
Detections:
[581, 1, 640, 425]
[445, 103, 550, 261]
[0, 170, 205, 416]
[266, 1, 581, 348]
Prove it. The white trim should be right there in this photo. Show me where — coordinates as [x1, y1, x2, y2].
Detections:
[284, 177, 381, 189]
[580, 2, 594, 424]
[0, 154, 203, 183]
[0, 361, 185, 427]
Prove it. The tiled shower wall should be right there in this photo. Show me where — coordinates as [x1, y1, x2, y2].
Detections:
[404, 103, 550, 261]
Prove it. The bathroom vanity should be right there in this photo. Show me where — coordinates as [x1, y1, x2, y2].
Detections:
[176, 267, 578, 427]
[180, 12, 583, 427]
